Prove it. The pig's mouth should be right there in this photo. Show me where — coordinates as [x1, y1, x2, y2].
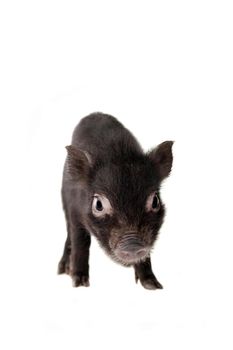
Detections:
[111, 234, 150, 265]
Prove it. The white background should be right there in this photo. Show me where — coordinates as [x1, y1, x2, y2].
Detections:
[0, 1, 233, 349]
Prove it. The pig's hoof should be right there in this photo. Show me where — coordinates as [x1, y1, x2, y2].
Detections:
[140, 276, 163, 290]
[72, 274, 90, 287]
[135, 272, 163, 290]
[57, 259, 70, 275]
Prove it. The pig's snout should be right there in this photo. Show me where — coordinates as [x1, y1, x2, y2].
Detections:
[115, 234, 149, 263]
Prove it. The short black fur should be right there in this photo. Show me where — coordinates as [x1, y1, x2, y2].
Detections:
[58, 112, 174, 290]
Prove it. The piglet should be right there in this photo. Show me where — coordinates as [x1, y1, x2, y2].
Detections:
[58, 112, 174, 290]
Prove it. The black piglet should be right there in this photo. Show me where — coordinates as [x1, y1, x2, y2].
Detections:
[58, 112, 174, 290]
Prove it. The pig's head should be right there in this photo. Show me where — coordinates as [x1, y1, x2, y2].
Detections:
[66, 141, 174, 266]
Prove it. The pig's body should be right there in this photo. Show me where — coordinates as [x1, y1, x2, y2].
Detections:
[58, 112, 174, 290]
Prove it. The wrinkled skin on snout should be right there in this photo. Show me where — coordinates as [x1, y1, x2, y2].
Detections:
[58, 113, 174, 290]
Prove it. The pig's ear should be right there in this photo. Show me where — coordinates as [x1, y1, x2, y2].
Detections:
[148, 141, 174, 181]
[65, 145, 91, 180]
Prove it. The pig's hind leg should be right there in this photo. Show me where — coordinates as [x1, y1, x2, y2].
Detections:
[58, 218, 91, 287]
[134, 256, 163, 290]
[57, 236, 71, 275]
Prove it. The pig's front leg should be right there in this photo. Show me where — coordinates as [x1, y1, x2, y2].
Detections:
[70, 224, 91, 287]
[134, 257, 163, 290]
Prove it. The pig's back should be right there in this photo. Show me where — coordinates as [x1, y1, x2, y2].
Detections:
[71, 112, 143, 163]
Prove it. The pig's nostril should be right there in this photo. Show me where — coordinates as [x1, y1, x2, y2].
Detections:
[115, 247, 148, 262]
[115, 236, 149, 262]
[119, 251, 131, 259]
[136, 248, 147, 258]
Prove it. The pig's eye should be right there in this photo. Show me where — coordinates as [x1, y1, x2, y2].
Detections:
[152, 195, 159, 209]
[96, 199, 103, 211]
[92, 194, 113, 217]
[146, 192, 160, 213]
